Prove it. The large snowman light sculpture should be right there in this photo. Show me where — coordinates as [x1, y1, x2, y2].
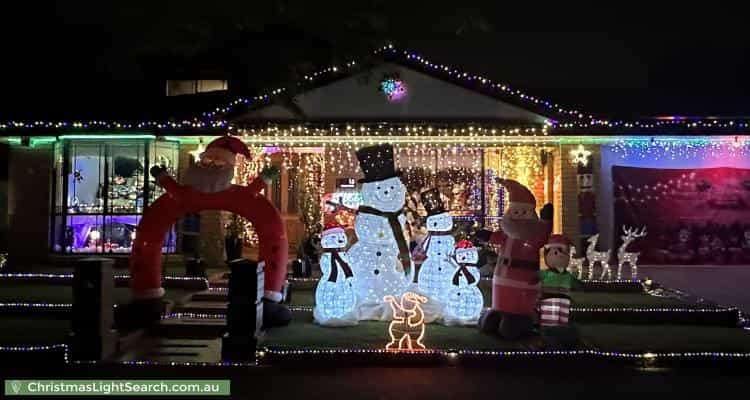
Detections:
[314, 222, 358, 326]
[349, 144, 414, 321]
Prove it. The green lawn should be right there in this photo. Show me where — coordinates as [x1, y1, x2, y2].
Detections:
[288, 287, 696, 309]
[261, 311, 532, 350]
[2, 274, 747, 355]
[579, 324, 750, 352]
[0, 318, 72, 345]
[0, 285, 196, 306]
[261, 312, 750, 352]
[6, 263, 225, 278]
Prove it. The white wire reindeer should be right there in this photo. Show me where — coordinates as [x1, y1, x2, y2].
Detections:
[586, 234, 612, 280]
[617, 226, 647, 280]
[568, 246, 586, 279]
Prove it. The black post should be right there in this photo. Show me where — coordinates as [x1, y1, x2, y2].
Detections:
[221, 258, 264, 362]
[69, 258, 117, 361]
[183, 213, 205, 277]
[480, 148, 486, 228]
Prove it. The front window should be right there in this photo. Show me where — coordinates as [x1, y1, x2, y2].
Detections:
[51, 139, 179, 254]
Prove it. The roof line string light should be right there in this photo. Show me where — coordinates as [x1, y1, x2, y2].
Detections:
[609, 136, 750, 161]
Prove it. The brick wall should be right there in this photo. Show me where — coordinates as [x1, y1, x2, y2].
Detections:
[177, 144, 226, 268]
[558, 144, 603, 250]
[8, 144, 54, 263]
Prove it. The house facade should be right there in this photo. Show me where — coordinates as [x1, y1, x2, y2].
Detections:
[3, 47, 750, 267]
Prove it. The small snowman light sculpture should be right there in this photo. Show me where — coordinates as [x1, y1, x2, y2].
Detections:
[443, 240, 484, 326]
[416, 188, 456, 305]
[314, 222, 359, 326]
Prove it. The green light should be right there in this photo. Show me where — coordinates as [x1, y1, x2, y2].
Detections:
[161, 136, 206, 144]
[59, 133, 155, 140]
[2, 137, 22, 145]
[30, 137, 58, 146]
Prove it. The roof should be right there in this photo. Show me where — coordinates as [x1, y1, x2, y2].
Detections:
[2, 44, 750, 135]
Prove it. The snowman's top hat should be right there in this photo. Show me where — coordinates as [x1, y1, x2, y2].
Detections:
[356, 144, 402, 183]
[420, 188, 447, 216]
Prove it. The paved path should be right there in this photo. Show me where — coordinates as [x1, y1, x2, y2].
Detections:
[640, 265, 750, 312]
[5, 363, 748, 398]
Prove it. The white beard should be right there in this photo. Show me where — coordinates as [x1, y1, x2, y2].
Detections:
[182, 164, 234, 193]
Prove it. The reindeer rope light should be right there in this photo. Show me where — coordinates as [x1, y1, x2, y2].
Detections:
[617, 226, 647, 280]
[568, 246, 586, 279]
[586, 234, 612, 280]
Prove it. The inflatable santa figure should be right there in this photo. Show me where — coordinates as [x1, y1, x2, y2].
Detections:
[314, 221, 358, 326]
[477, 179, 553, 339]
[122, 135, 290, 328]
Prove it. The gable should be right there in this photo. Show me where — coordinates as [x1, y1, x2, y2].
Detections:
[235, 63, 548, 124]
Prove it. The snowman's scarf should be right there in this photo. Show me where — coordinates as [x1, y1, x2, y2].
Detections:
[322, 249, 353, 282]
[452, 263, 477, 286]
[358, 205, 412, 275]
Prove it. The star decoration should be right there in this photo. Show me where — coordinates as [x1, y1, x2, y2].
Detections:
[189, 142, 206, 163]
[570, 145, 592, 166]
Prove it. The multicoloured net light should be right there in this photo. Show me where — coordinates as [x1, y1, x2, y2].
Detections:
[380, 77, 407, 101]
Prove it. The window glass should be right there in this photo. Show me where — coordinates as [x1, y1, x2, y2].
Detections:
[56, 215, 105, 253]
[109, 144, 145, 213]
[150, 141, 179, 203]
[68, 143, 104, 214]
[53, 143, 65, 213]
[103, 215, 139, 253]
[166, 80, 197, 96]
[53, 139, 178, 254]
[197, 80, 227, 93]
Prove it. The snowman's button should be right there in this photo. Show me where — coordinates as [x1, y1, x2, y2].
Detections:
[376, 251, 382, 256]
[373, 269, 380, 275]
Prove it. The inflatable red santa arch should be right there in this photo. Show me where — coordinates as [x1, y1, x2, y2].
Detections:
[119, 135, 290, 328]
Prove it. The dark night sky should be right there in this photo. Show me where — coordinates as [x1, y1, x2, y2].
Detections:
[2, 1, 750, 120]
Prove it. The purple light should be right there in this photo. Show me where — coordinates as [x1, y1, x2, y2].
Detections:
[380, 78, 407, 102]
[58, 215, 175, 253]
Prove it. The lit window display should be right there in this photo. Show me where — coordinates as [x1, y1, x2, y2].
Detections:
[51, 140, 178, 253]
[272, 144, 559, 242]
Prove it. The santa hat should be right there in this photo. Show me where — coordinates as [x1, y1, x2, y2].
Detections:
[204, 136, 252, 161]
[545, 234, 572, 249]
[455, 239, 475, 250]
[322, 221, 345, 237]
[497, 178, 536, 206]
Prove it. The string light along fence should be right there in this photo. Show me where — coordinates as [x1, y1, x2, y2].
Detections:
[0, 273, 208, 290]
[5, 344, 750, 368]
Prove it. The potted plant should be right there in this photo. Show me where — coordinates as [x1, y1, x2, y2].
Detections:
[225, 214, 245, 262]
